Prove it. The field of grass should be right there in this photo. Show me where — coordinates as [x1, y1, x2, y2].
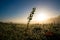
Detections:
[0, 22, 60, 40]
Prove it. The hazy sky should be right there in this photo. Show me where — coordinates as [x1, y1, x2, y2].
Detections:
[0, 0, 60, 23]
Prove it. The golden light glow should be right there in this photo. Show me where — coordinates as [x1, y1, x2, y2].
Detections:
[32, 9, 50, 23]
[37, 13, 48, 21]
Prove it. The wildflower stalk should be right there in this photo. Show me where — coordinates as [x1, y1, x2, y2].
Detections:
[27, 8, 36, 29]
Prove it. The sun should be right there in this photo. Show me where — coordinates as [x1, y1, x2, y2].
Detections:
[36, 13, 48, 21]
[33, 11, 49, 23]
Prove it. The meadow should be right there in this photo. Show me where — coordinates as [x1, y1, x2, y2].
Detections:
[0, 22, 60, 40]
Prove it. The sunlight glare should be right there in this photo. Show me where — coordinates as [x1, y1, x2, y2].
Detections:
[36, 13, 48, 21]
[33, 10, 49, 23]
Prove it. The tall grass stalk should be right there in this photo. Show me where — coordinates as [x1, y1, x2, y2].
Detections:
[27, 8, 36, 30]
